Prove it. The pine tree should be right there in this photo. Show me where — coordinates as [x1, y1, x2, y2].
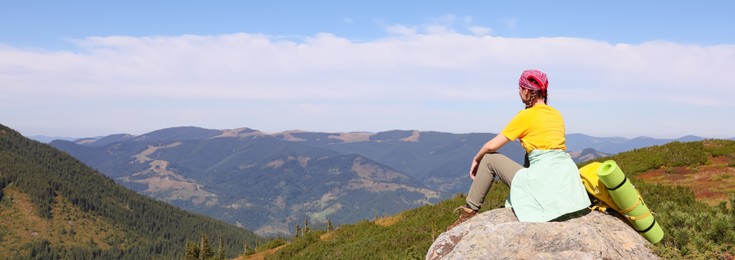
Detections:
[327, 218, 334, 232]
[185, 241, 200, 260]
[216, 237, 226, 260]
[240, 241, 250, 258]
[199, 233, 214, 260]
[295, 224, 301, 238]
[303, 217, 311, 235]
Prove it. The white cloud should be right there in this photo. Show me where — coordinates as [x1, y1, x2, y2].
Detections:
[1, 25, 734, 138]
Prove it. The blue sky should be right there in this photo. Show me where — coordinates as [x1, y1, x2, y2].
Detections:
[1, 1, 734, 139]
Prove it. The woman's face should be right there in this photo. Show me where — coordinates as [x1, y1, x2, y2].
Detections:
[518, 86, 529, 103]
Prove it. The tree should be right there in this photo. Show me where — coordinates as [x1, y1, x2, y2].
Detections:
[240, 241, 250, 258]
[185, 241, 200, 260]
[216, 237, 226, 260]
[327, 218, 334, 232]
[199, 234, 214, 260]
[295, 224, 301, 238]
[303, 217, 311, 236]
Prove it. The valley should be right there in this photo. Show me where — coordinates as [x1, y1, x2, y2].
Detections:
[47, 126, 705, 237]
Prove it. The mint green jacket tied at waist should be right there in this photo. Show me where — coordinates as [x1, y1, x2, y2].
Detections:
[505, 150, 591, 222]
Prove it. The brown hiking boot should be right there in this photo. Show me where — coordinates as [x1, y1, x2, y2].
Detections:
[446, 206, 477, 231]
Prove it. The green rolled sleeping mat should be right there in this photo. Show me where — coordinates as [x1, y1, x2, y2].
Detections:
[597, 160, 664, 244]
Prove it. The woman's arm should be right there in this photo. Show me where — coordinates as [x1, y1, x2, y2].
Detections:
[470, 134, 510, 179]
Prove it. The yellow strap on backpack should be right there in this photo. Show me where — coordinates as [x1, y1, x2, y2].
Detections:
[579, 162, 620, 212]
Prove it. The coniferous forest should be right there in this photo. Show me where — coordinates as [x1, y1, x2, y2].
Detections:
[0, 124, 261, 259]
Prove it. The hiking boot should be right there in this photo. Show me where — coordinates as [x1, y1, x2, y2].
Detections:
[446, 206, 477, 231]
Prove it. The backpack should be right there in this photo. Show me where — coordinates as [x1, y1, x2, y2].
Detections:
[579, 162, 653, 221]
[579, 162, 621, 214]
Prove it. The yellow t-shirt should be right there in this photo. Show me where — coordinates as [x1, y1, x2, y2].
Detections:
[500, 104, 566, 153]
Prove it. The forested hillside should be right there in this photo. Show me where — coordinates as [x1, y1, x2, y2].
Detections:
[277, 130, 526, 195]
[50, 127, 453, 236]
[261, 140, 735, 259]
[0, 124, 260, 259]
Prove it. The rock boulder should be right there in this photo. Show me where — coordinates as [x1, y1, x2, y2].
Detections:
[427, 208, 658, 259]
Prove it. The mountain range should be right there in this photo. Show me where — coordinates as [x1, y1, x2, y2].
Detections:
[565, 133, 716, 154]
[7, 121, 733, 258]
[34, 132, 724, 154]
[46, 126, 710, 236]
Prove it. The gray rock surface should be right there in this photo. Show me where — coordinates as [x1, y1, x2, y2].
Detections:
[427, 208, 658, 260]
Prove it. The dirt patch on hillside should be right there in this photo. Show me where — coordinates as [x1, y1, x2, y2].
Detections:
[132, 142, 182, 163]
[637, 156, 735, 205]
[375, 215, 402, 227]
[243, 245, 287, 260]
[320, 231, 335, 241]
[120, 155, 218, 205]
[329, 132, 373, 143]
[275, 131, 306, 141]
[212, 128, 263, 139]
[710, 155, 732, 165]
[400, 130, 420, 142]
[266, 159, 285, 169]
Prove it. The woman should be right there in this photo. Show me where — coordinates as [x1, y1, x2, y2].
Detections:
[447, 69, 590, 230]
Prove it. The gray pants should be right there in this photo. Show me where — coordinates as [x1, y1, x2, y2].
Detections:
[466, 153, 523, 211]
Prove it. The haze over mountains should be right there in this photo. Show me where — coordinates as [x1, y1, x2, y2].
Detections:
[34, 131, 720, 154]
[46, 126, 710, 236]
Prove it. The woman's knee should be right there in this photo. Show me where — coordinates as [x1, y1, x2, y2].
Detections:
[477, 153, 505, 178]
[481, 153, 521, 186]
[481, 153, 509, 165]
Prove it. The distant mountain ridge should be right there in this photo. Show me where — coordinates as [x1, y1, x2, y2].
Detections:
[31, 126, 712, 154]
[29, 135, 81, 143]
[60, 128, 709, 166]
[565, 133, 707, 154]
[48, 126, 711, 236]
[53, 128, 710, 155]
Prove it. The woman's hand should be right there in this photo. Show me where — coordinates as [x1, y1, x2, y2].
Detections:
[469, 159, 479, 180]
[469, 134, 511, 180]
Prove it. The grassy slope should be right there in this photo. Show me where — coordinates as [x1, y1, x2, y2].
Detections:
[0, 186, 126, 257]
[263, 140, 735, 259]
